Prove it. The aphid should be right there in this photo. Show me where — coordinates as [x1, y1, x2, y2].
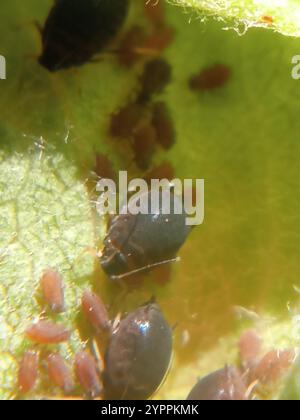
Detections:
[186, 366, 248, 400]
[100, 189, 190, 280]
[75, 351, 103, 398]
[94, 153, 116, 182]
[143, 26, 174, 54]
[47, 353, 74, 394]
[26, 320, 71, 344]
[39, 0, 129, 71]
[81, 290, 110, 333]
[133, 122, 157, 170]
[259, 15, 274, 24]
[144, 0, 174, 52]
[144, 0, 165, 26]
[110, 102, 145, 139]
[151, 102, 175, 150]
[104, 301, 173, 400]
[138, 58, 172, 103]
[40, 268, 65, 313]
[144, 162, 175, 185]
[189, 63, 231, 91]
[239, 329, 262, 367]
[251, 350, 295, 385]
[118, 26, 147, 68]
[18, 350, 39, 394]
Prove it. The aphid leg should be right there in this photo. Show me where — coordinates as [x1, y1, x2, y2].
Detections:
[110, 256, 180, 280]
[245, 380, 259, 400]
[111, 312, 122, 332]
[171, 322, 178, 331]
[91, 338, 105, 374]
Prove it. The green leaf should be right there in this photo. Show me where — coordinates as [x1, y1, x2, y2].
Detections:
[0, 149, 97, 399]
[171, 0, 300, 37]
[1, 0, 300, 399]
[280, 356, 300, 400]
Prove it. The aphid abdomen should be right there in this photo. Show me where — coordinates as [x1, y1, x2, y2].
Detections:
[186, 366, 247, 400]
[18, 351, 39, 394]
[104, 303, 173, 400]
[127, 190, 190, 263]
[47, 353, 74, 394]
[39, 0, 130, 71]
[131, 209, 189, 263]
[75, 351, 103, 398]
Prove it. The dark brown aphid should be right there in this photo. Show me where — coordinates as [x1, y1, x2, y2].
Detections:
[39, 0, 129, 71]
[47, 353, 74, 394]
[144, 0, 174, 53]
[144, 162, 175, 185]
[40, 269, 65, 313]
[118, 26, 147, 68]
[110, 102, 145, 139]
[100, 190, 190, 280]
[104, 302, 173, 400]
[144, 26, 174, 54]
[26, 320, 71, 344]
[81, 290, 110, 333]
[138, 58, 172, 103]
[144, 0, 165, 26]
[18, 350, 39, 394]
[189, 63, 231, 91]
[186, 366, 248, 400]
[75, 351, 102, 398]
[251, 349, 295, 385]
[152, 102, 175, 150]
[133, 122, 157, 170]
[94, 153, 116, 182]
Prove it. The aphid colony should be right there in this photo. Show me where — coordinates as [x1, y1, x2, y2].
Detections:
[186, 329, 296, 400]
[24, 0, 240, 400]
[109, 1, 175, 171]
[110, 58, 174, 170]
[18, 269, 173, 400]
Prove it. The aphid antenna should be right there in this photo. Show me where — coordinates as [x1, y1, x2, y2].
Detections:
[104, 47, 160, 59]
[110, 256, 180, 280]
[32, 20, 43, 35]
[146, 0, 160, 6]
[120, 381, 131, 401]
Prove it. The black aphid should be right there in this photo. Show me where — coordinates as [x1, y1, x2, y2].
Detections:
[100, 190, 191, 280]
[104, 301, 173, 400]
[39, 0, 130, 71]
